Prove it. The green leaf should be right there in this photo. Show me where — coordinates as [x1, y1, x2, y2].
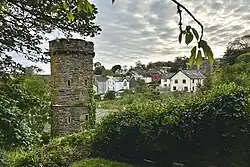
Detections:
[63, 1, 68, 9]
[189, 46, 197, 67]
[206, 47, 214, 65]
[199, 40, 207, 49]
[191, 28, 199, 41]
[178, 32, 182, 44]
[86, 2, 93, 14]
[185, 32, 193, 45]
[1, 3, 9, 12]
[67, 11, 74, 22]
[49, 5, 58, 13]
[208, 51, 214, 65]
[77, 0, 84, 12]
[200, 40, 214, 65]
[196, 50, 203, 69]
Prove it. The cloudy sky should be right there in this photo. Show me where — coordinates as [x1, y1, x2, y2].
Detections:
[14, 0, 250, 74]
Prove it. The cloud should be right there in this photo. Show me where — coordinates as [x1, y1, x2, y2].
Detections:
[11, 0, 250, 73]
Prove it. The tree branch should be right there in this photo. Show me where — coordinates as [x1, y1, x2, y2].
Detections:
[177, 5, 183, 33]
[171, 0, 204, 41]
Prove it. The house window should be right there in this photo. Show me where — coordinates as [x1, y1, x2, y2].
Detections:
[174, 79, 178, 84]
[184, 86, 188, 91]
[164, 79, 168, 82]
[84, 79, 88, 86]
[192, 79, 195, 83]
[192, 86, 195, 91]
[68, 116, 71, 124]
[164, 84, 168, 87]
[123, 81, 127, 86]
[183, 79, 186, 84]
[85, 114, 89, 121]
[67, 80, 71, 87]
[173, 86, 176, 90]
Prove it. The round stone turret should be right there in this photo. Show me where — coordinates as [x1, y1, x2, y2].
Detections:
[49, 38, 95, 137]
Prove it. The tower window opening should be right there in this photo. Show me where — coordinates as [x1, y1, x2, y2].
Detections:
[86, 114, 89, 121]
[67, 80, 71, 87]
[84, 79, 87, 85]
[68, 116, 71, 124]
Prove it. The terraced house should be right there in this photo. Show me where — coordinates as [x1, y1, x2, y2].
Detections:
[161, 70, 205, 92]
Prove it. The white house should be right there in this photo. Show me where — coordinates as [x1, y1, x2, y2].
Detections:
[106, 76, 130, 92]
[161, 70, 205, 92]
[160, 72, 175, 90]
[132, 72, 152, 83]
[94, 75, 108, 95]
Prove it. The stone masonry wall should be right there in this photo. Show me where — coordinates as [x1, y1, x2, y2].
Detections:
[49, 38, 95, 137]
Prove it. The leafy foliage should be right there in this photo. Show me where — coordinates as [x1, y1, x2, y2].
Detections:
[209, 53, 250, 88]
[93, 84, 250, 166]
[0, 0, 101, 71]
[104, 91, 116, 100]
[71, 158, 134, 167]
[6, 131, 94, 167]
[222, 35, 250, 65]
[0, 67, 51, 149]
[111, 65, 122, 73]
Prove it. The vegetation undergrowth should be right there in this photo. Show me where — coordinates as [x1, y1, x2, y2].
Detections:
[71, 158, 135, 167]
[93, 83, 250, 167]
[5, 131, 95, 167]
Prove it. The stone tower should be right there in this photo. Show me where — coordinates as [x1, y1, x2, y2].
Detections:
[49, 38, 95, 137]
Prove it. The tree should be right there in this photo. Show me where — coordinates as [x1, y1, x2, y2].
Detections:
[170, 56, 189, 72]
[0, 66, 51, 149]
[0, 0, 101, 71]
[111, 64, 122, 73]
[94, 66, 105, 75]
[146, 61, 173, 70]
[135, 78, 147, 93]
[94, 62, 102, 68]
[210, 53, 250, 88]
[222, 35, 250, 65]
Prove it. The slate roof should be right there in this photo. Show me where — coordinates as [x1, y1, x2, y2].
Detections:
[113, 77, 127, 82]
[181, 70, 206, 79]
[95, 75, 108, 82]
[161, 73, 175, 79]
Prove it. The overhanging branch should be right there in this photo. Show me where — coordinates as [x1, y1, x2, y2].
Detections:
[171, 0, 204, 41]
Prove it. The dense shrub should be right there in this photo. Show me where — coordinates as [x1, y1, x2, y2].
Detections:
[71, 158, 134, 167]
[92, 84, 250, 167]
[6, 131, 94, 167]
[104, 91, 116, 100]
[0, 149, 8, 167]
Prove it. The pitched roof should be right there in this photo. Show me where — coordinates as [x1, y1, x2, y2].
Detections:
[113, 77, 127, 82]
[161, 72, 175, 79]
[181, 70, 205, 79]
[95, 75, 108, 82]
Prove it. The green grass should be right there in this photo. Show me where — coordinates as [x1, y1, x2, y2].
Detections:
[71, 158, 135, 167]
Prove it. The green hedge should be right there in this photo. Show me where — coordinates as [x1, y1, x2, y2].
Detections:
[6, 131, 94, 167]
[71, 158, 134, 167]
[92, 84, 250, 167]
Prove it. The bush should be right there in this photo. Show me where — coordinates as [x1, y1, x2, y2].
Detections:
[71, 158, 134, 167]
[104, 91, 116, 100]
[92, 84, 250, 167]
[6, 131, 94, 167]
[0, 149, 8, 167]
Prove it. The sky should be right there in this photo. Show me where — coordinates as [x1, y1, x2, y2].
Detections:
[13, 0, 250, 74]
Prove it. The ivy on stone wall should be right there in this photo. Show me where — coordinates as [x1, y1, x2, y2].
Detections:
[87, 87, 96, 129]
